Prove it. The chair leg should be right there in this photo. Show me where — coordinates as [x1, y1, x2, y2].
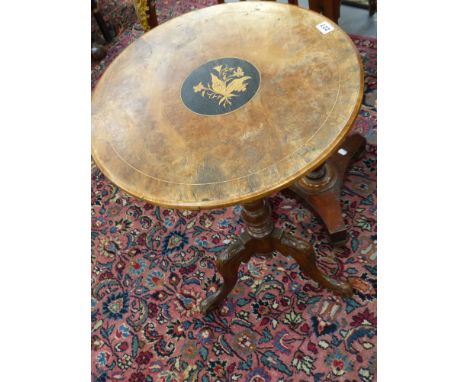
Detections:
[148, 0, 158, 28]
[92, 0, 114, 43]
[308, 0, 340, 23]
[369, 0, 377, 16]
[321, 0, 340, 23]
[308, 0, 321, 13]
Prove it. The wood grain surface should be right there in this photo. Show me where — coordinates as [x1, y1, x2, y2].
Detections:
[92, 2, 363, 210]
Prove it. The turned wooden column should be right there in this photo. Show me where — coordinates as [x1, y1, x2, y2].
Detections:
[242, 199, 274, 238]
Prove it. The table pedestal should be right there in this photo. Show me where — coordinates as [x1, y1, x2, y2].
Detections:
[287, 134, 366, 245]
[200, 198, 352, 314]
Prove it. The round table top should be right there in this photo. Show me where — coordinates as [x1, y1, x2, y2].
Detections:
[92, 2, 363, 210]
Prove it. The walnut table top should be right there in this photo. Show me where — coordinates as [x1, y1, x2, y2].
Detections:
[91, 2, 363, 210]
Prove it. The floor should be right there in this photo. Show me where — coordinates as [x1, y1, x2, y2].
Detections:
[225, 1, 377, 37]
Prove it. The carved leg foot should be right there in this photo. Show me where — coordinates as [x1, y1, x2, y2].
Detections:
[273, 229, 352, 297]
[200, 232, 255, 314]
[287, 134, 366, 245]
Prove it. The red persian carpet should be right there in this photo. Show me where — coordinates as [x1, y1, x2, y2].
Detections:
[91, 2, 377, 381]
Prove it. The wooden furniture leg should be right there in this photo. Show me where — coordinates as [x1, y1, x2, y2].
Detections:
[308, 0, 340, 23]
[92, 0, 114, 43]
[133, 0, 158, 32]
[217, 0, 338, 22]
[274, 231, 352, 295]
[200, 231, 257, 313]
[200, 198, 352, 314]
[287, 134, 366, 245]
[369, 0, 377, 16]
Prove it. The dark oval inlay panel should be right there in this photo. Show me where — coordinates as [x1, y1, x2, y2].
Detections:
[181, 57, 260, 116]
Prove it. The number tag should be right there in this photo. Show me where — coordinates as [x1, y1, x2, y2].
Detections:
[316, 21, 334, 34]
[338, 148, 348, 156]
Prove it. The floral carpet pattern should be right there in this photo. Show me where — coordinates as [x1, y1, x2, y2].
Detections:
[92, 2, 377, 381]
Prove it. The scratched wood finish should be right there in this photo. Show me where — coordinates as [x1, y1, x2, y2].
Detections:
[92, 2, 363, 210]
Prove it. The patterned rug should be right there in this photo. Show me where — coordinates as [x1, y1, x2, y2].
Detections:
[92, 2, 377, 381]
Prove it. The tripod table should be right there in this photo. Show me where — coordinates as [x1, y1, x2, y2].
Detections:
[92, 2, 364, 313]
